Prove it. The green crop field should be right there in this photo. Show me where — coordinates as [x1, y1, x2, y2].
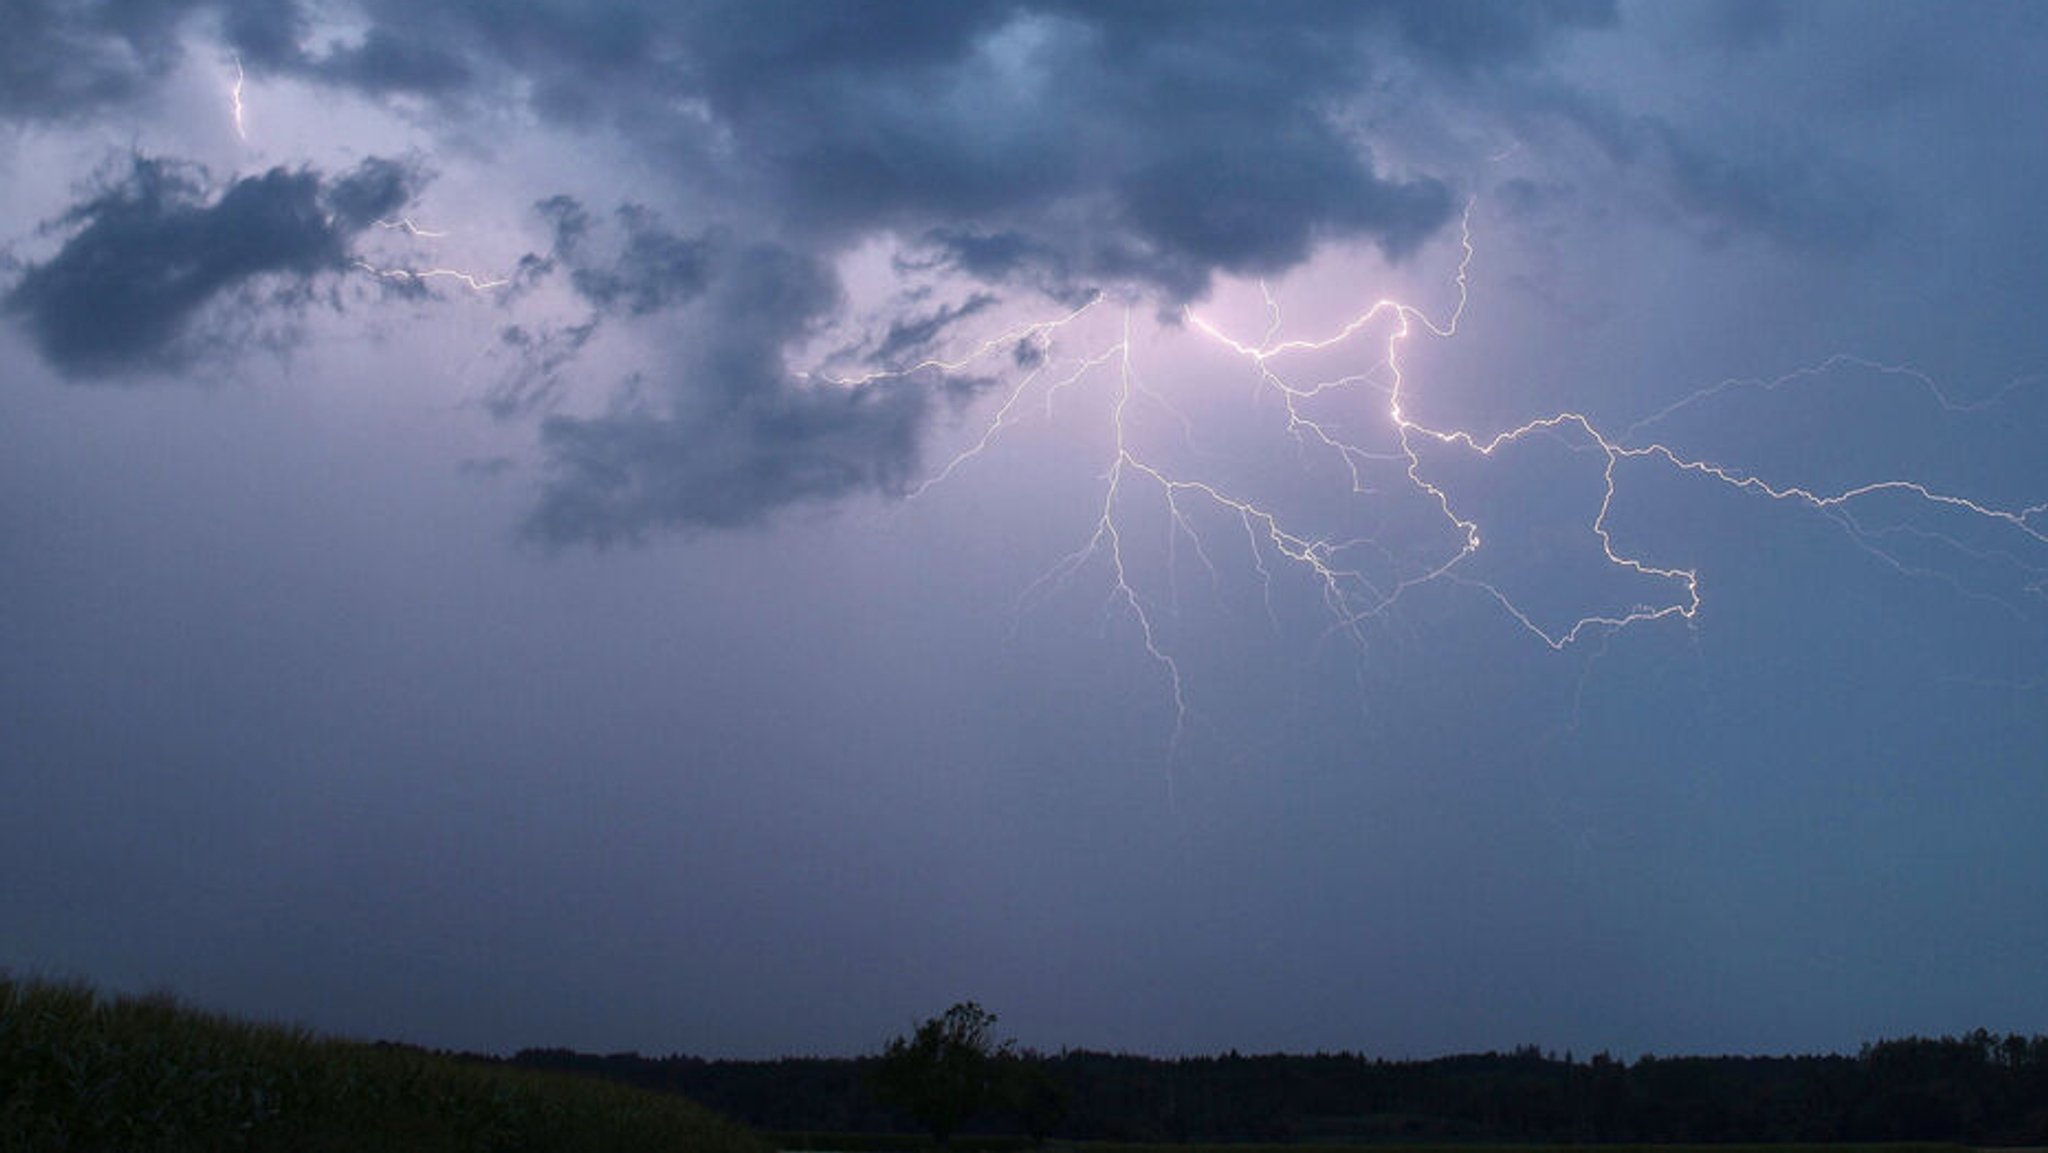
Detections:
[0, 973, 768, 1151]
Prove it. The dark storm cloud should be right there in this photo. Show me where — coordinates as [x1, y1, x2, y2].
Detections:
[324, 156, 415, 228]
[902, 229, 1094, 308]
[510, 201, 1003, 538]
[527, 381, 926, 543]
[652, 1, 1493, 299]
[483, 196, 721, 419]
[526, 243, 931, 543]
[0, 0, 192, 116]
[1684, 0, 1789, 52]
[216, 0, 310, 69]
[0, 0, 452, 112]
[538, 198, 719, 319]
[1117, 133, 1448, 276]
[0, 0, 438, 92]
[870, 292, 999, 368]
[3, 0, 1621, 539]
[310, 27, 475, 95]
[384, 0, 1610, 543]
[278, 0, 1615, 302]
[0, 0, 311, 113]
[1652, 124, 1882, 255]
[1519, 82, 1887, 257]
[4, 155, 416, 377]
[1378, 0, 1618, 68]
[911, 229, 1062, 283]
[485, 320, 596, 421]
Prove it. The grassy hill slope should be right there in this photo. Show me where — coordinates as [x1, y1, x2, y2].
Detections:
[0, 973, 768, 1152]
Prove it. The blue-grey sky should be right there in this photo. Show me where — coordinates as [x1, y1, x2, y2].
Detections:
[3, 0, 2046, 1060]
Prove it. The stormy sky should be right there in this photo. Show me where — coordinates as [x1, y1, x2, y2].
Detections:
[4, 0, 2046, 1060]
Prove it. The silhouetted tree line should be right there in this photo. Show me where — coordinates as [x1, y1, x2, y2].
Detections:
[506, 1028, 2048, 1145]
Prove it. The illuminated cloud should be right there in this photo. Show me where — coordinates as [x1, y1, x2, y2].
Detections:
[6, 0, 1844, 540]
[318, 0, 1610, 539]
[0, 0, 189, 117]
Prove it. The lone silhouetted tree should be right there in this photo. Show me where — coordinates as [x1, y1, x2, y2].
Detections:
[873, 1002, 1014, 1144]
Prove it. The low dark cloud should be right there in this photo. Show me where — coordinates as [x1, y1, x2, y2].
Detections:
[525, 243, 932, 544]
[652, 2, 1493, 301]
[0, 0, 191, 116]
[310, 28, 476, 96]
[1118, 135, 1449, 275]
[870, 292, 999, 368]
[484, 320, 596, 421]
[539, 198, 719, 319]
[510, 199, 1022, 541]
[4, 155, 415, 377]
[1685, 0, 1789, 53]
[218, 0, 310, 69]
[1653, 124, 1883, 255]
[1519, 83, 1887, 257]
[232, 0, 1616, 306]
[325, 157, 416, 229]
[904, 229, 1093, 308]
[0, 0, 315, 114]
[440, 1, 1613, 543]
[1382, 0, 1618, 67]
[480, 197, 722, 420]
[0, 0, 469, 110]
[15, 1, 1773, 544]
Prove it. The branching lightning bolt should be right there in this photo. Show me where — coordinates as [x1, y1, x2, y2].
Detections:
[1025, 308, 1195, 750]
[1185, 210, 2044, 648]
[832, 208, 2046, 752]
[228, 52, 494, 296]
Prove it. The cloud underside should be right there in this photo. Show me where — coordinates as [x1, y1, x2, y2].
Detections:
[529, 386, 927, 545]
[4, 1, 1660, 540]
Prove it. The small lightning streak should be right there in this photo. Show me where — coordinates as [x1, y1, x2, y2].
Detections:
[376, 217, 451, 239]
[351, 259, 510, 293]
[352, 218, 510, 292]
[229, 54, 247, 142]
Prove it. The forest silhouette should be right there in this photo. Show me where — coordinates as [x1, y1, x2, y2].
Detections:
[511, 1026, 2048, 1145]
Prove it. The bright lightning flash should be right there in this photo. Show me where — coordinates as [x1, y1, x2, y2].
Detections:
[832, 215, 2047, 747]
[376, 217, 450, 239]
[351, 261, 510, 292]
[228, 54, 247, 142]
[351, 218, 509, 292]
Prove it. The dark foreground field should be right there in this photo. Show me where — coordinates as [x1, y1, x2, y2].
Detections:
[521, 1035, 2048, 1147]
[773, 1143, 1980, 1153]
[0, 974, 766, 1152]
[765, 1137, 1977, 1153]
[6, 973, 2043, 1152]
